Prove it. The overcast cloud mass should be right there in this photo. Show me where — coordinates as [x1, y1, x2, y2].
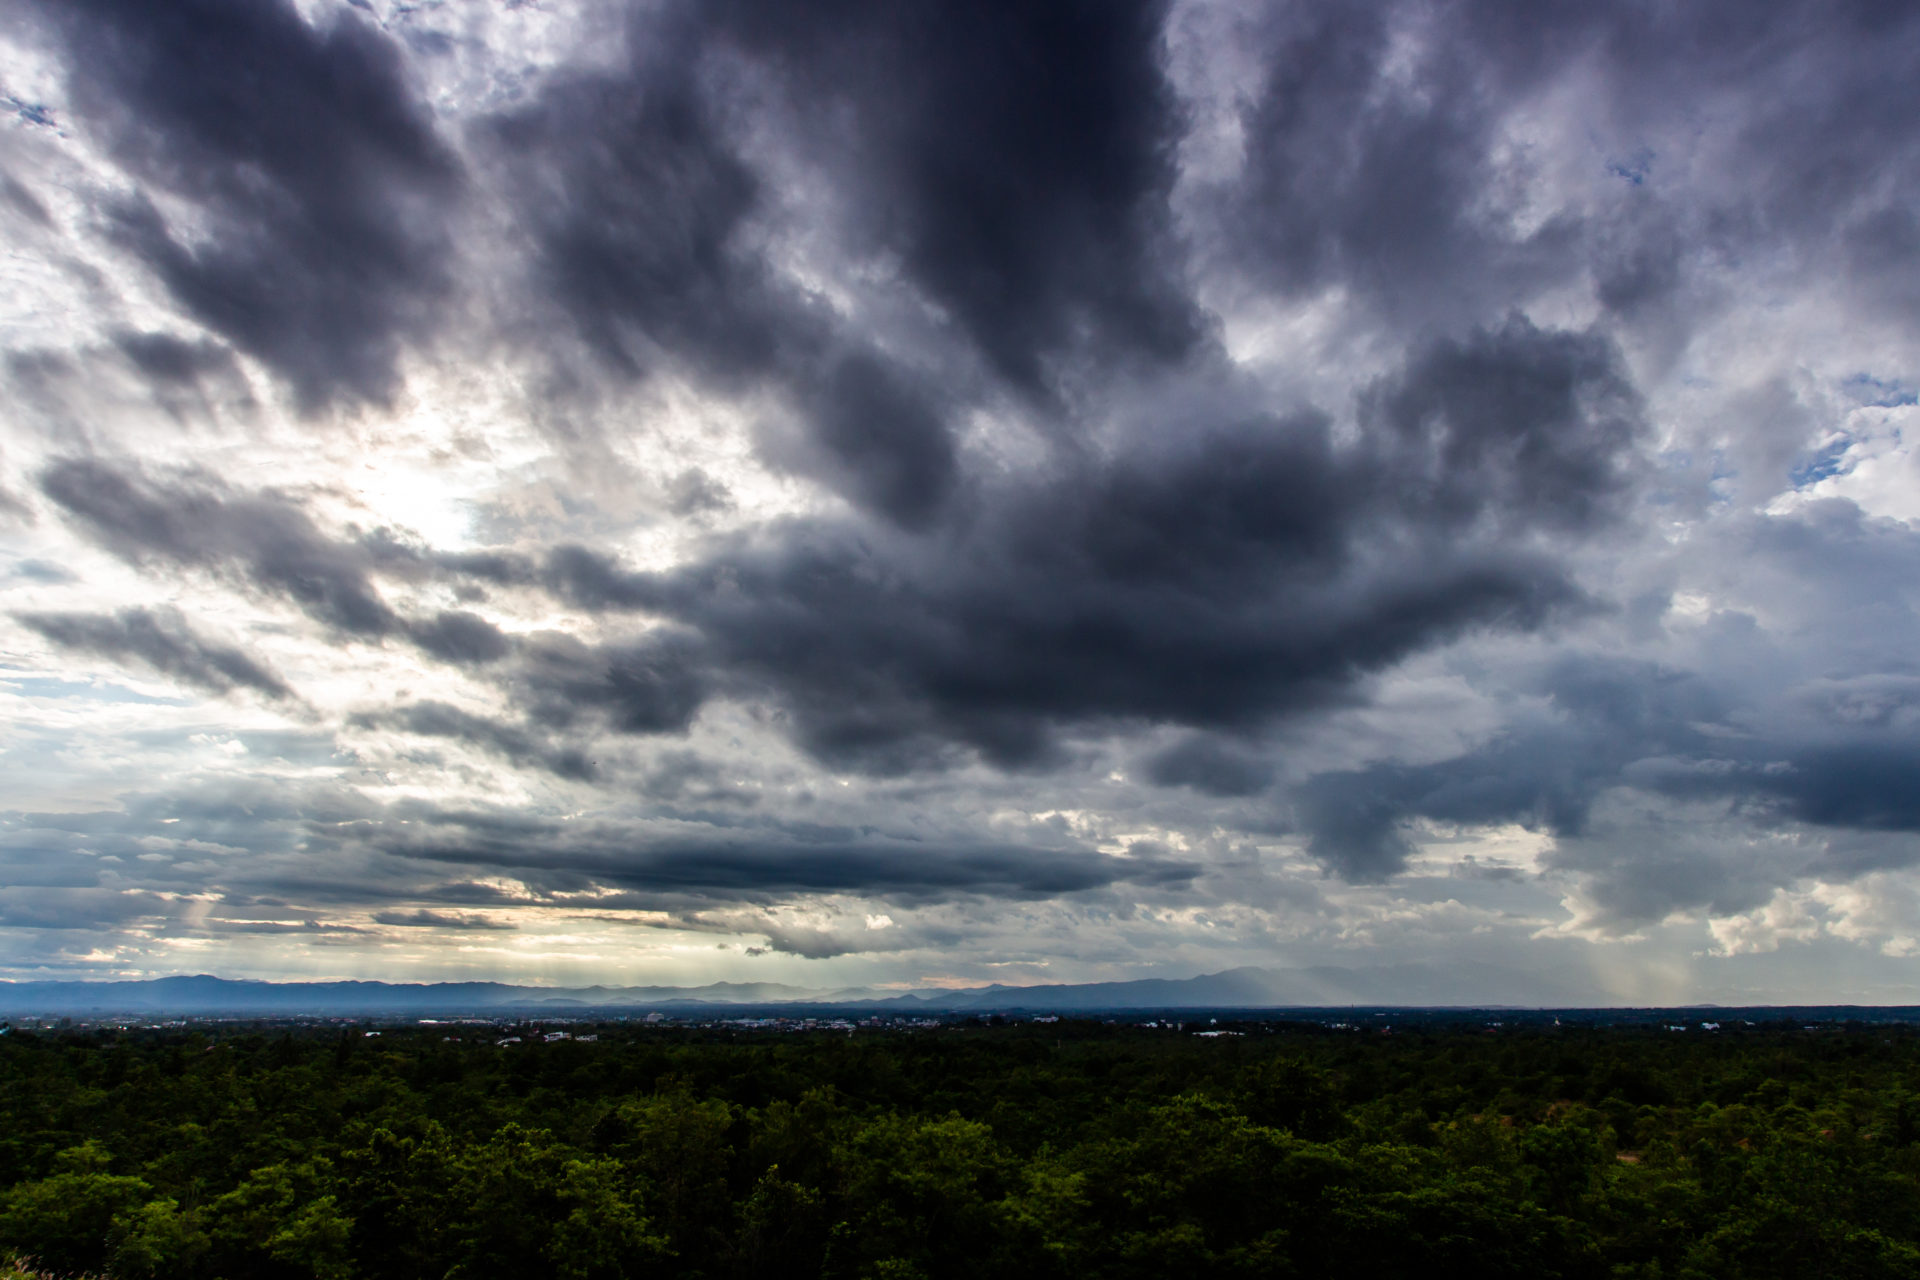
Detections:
[1, 0, 1918, 1001]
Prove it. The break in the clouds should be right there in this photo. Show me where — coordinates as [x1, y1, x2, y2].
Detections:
[1, 0, 1918, 1000]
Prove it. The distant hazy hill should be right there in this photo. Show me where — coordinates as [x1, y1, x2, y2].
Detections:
[0, 975, 843, 1016]
[0, 962, 1595, 1016]
[874, 962, 1593, 1011]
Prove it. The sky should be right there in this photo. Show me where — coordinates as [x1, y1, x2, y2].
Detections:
[0, 0, 1918, 1002]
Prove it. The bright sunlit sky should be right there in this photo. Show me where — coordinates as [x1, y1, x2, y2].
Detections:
[2, 0, 1919, 1002]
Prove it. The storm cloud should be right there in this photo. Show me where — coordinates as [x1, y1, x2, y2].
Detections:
[2, 0, 1918, 996]
[375, 807, 1199, 904]
[40, 458, 406, 637]
[16, 606, 292, 700]
[525, 315, 1633, 770]
[26, 0, 459, 408]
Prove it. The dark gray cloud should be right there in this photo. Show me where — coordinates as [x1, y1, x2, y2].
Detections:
[4, 772, 1194, 919]
[1363, 319, 1641, 534]
[110, 331, 240, 387]
[1602, 0, 1920, 327]
[0, 172, 52, 227]
[36, 460, 705, 741]
[1227, 2, 1522, 314]
[779, 352, 957, 531]
[485, 1, 975, 529]
[530, 317, 1633, 770]
[16, 606, 292, 700]
[41, 458, 403, 636]
[513, 632, 710, 737]
[1222, 0, 1920, 336]
[372, 909, 515, 931]
[1292, 656, 1711, 882]
[486, 0, 1204, 527]
[639, 749, 761, 807]
[710, 0, 1203, 394]
[664, 469, 733, 517]
[1146, 735, 1277, 799]
[1758, 745, 1920, 835]
[380, 807, 1197, 904]
[31, 0, 458, 408]
[38, 459, 531, 672]
[1293, 619, 1920, 898]
[0, 887, 169, 931]
[356, 700, 597, 782]
[405, 610, 511, 666]
[490, 7, 781, 387]
[495, 25, 964, 527]
[506, 0, 1198, 396]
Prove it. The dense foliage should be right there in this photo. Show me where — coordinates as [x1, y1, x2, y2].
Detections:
[3, 1018, 1918, 1278]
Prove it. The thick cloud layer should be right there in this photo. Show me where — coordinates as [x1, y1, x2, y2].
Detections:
[40, 459, 407, 637]
[32, 0, 459, 408]
[522, 315, 1631, 770]
[15, 607, 291, 700]
[708, 0, 1204, 392]
[1, 0, 1918, 994]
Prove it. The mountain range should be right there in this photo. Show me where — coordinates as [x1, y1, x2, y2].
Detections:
[0, 962, 1598, 1016]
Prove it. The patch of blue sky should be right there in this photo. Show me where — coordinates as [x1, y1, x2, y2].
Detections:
[3, 559, 77, 584]
[1842, 373, 1917, 408]
[122, 726, 338, 765]
[1789, 437, 1854, 489]
[1606, 148, 1654, 185]
[1703, 451, 1743, 501]
[0, 674, 190, 706]
[1644, 449, 1696, 506]
[2, 95, 55, 128]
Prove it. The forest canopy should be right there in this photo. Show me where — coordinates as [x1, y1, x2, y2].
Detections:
[3, 1018, 1919, 1279]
